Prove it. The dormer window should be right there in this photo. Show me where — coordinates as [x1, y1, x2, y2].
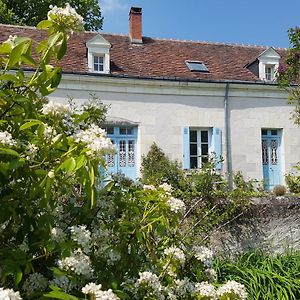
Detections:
[86, 35, 111, 74]
[257, 47, 280, 81]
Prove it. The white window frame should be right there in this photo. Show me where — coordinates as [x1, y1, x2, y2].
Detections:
[258, 48, 280, 81]
[93, 55, 104, 72]
[86, 35, 111, 74]
[189, 128, 212, 169]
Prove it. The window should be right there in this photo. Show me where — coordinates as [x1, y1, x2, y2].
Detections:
[189, 129, 209, 168]
[185, 61, 209, 72]
[120, 127, 133, 135]
[93, 55, 104, 72]
[265, 65, 275, 81]
[86, 35, 111, 74]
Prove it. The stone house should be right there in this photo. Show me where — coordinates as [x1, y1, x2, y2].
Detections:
[1, 7, 299, 189]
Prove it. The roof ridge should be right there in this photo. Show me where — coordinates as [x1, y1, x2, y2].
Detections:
[149, 36, 287, 50]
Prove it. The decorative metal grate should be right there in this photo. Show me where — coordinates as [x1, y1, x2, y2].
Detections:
[119, 140, 126, 167]
[271, 139, 278, 165]
[262, 139, 268, 165]
[128, 140, 135, 167]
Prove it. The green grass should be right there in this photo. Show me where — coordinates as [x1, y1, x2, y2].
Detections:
[215, 251, 300, 300]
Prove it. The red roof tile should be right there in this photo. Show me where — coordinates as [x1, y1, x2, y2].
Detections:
[0, 24, 287, 82]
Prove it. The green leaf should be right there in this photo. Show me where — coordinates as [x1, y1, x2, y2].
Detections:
[48, 32, 62, 48]
[37, 20, 53, 29]
[20, 119, 44, 130]
[0, 148, 19, 157]
[21, 53, 36, 66]
[0, 74, 17, 81]
[7, 42, 28, 67]
[43, 290, 79, 300]
[50, 68, 62, 88]
[0, 42, 11, 54]
[60, 157, 76, 172]
[75, 155, 87, 170]
[57, 37, 67, 60]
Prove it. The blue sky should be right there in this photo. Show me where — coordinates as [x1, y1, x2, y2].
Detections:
[99, 0, 300, 48]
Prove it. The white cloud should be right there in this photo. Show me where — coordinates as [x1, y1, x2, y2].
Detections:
[100, 0, 128, 13]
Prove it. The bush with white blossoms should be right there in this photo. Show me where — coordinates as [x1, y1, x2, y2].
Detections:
[0, 6, 247, 300]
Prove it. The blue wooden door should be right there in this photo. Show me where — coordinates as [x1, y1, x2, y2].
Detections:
[261, 129, 281, 190]
[106, 127, 137, 180]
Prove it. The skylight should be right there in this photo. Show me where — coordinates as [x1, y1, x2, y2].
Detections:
[186, 61, 209, 72]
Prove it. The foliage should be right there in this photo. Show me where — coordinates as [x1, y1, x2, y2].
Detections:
[277, 27, 300, 124]
[0, 8, 247, 300]
[285, 165, 300, 194]
[141, 142, 185, 188]
[215, 251, 300, 300]
[273, 185, 286, 196]
[0, 0, 103, 31]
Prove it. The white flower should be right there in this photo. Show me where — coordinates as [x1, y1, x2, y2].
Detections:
[0, 131, 17, 147]
[194, 282, 216, 299]
[82, 282, 102, 295]
[136, 271, 162, 292]
[43, 124, 57, 140]
[25, 143, 38, 160]
[69, 225, 91, 252]
[0, 287, 22, 300]
[57, 248, 93, 278]
[174, 278, 195, 296]
[107, 249, 121, 265]
[82, 283, 119, 300]
[204, 268, 217, 282]
[74, 124, 115, 159]
[164, 246, 185, 265]
[51, 227, 66, 243]
[143, 185, 156, 190]
[41, 101, 71, 116]
[193, 246, 214, 267]
[22, 273, 48, 298]
[48, 3, 84, 33]
[167, 197, 186, 214]
[49, 276, 74, 292]
[216, 280, 247, 300]
[48, 170, 55, 178]
[159, 183, 173, 193]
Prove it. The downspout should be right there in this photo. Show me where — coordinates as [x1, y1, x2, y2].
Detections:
[224, 83, 233, 189]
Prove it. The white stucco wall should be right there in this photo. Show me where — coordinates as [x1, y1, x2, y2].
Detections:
[49, 74, 300, 183]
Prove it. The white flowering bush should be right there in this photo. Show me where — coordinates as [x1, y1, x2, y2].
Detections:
[0, 6, 247, 300]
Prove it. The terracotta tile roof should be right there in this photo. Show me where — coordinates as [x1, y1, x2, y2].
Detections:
[0, 24, 287, 83]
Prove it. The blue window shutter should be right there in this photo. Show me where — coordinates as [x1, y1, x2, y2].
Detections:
[183, 126, 190, 169]
[212, 127, 222, 170]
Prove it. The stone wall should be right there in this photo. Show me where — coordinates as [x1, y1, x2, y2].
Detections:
[210, 196, 300, 256]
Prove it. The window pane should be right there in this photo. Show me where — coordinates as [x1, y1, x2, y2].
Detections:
[271, 130, 278, 136]
[201, 130, 208, 142]
[94, 63, 98, 71]
[190, 157, 198, 169]
[190, 144, 198, 155]
[201, 144, 209, 156]
[106, 127, 114, 134]
[202, 156, 208, 165]
[262, 129, 268, 136]
[189, 130, 197, 142]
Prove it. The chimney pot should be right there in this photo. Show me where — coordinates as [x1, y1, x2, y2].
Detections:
[129, 7, 142, 44]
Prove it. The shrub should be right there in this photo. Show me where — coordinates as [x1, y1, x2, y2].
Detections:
[273, 185, 287, 196]
[141, 142, 185, 188]
[285, 173, 300, 193]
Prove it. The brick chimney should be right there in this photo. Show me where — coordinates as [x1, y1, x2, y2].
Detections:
[129, 7, 142, 44]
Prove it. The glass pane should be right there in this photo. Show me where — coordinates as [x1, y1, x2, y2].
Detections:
[94, 63, 98, 71]
[104, 127, 114, 134]
[271, 130, 278, 136]
[120, 128, 126, 135]
[128, 140, 135, 167]
[262, 129, 268, 136]
[201, 130, 208, 142]
[189, 130, 197, 142]
[119, 140, 126, 167]
[201, 144, 209, 156]
[190, 144, 198, 155]
[190, 157, 198, 169]
[202, 156, 208, 165]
